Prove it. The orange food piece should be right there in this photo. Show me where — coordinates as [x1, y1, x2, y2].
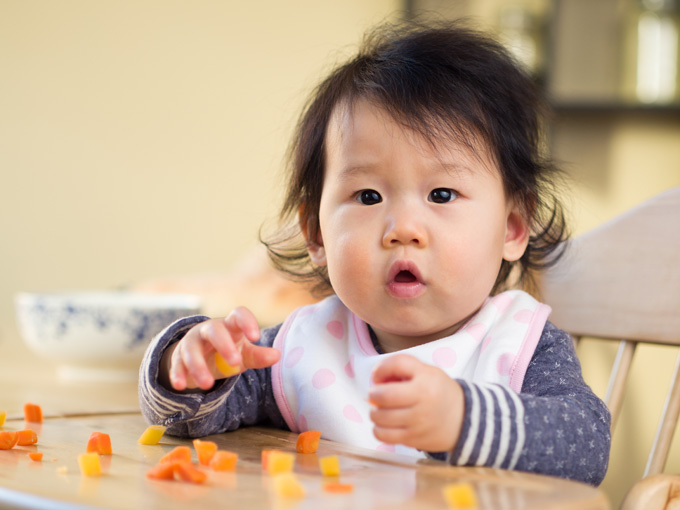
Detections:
[261, 449, 274, 470]
[28, 452, 43, 462]
[86, 432, 112, 455]
[0, 431, 19, 450]
[319, 455, 341, 477]
[173, 461, 208, 484]
[209, 450, 238, 471]
[78, 452, 102, 476]
[193, 439, 218, 466]
[323, 482, 354, 493]
[16, 429, 38, 446]
[267, 450, 295, 475]
[23, 403, 43, 423]
[442, 482, 478, 509]
[214, 352, 241, 377]
[138, 425, 166, 445]
[272, 473, 305, 499]
[296, 430, 321, 454]
[146, 462, 177, 480]
[159, 446, 192, 464]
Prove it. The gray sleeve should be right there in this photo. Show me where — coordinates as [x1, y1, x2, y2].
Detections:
[138, 316, 288, 438]
[441, 322, 611, 486]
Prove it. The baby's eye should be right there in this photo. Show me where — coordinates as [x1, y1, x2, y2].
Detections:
[357, 189, 382, 205]
[428, 188, 457, 204]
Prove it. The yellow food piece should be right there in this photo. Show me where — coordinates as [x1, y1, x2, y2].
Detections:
[319, 455, 341, 477]
[78, 452, 102, 477]
[266, 450, 295, 476]
[442, 482, 478, 509]
[272, 473, 306, 499]
[138, 425, 167, 445]
[0, 410, 6, 427]
[215, 353, 241, 377]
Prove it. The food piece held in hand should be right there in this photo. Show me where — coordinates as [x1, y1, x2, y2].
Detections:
[214, 352, 241, 378]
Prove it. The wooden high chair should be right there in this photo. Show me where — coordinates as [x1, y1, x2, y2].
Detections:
[539, 187, 680, 510]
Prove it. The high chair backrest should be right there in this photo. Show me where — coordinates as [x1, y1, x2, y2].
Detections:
[539, 187, 680, 508]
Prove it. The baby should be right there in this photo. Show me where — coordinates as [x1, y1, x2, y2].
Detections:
[139, 20, 610, 485]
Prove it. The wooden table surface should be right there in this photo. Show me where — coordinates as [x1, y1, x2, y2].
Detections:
[0, 339, 611, 510]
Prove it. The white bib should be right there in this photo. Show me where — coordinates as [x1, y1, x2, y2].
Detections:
[271, 290, 550, 457]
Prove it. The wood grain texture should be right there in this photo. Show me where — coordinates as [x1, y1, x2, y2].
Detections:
[0, 413, 609, 510]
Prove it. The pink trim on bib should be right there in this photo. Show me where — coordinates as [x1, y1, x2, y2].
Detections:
[508, 303, 552, 392]
[271, 307, 302, 433]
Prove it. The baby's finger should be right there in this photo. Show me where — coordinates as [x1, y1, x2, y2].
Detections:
[371, 353, 421, 385]
[241, 342, 281, 370]
[225, 307, 260, 343]
[176, 337, 215, 390]
[221, 307, 261, 365]
[369, 379, 419, 409]
[369, 406, 413, 429]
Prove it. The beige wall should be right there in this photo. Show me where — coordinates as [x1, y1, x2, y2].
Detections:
[2, 1, 679, 507]
[0, 0, 400, 340]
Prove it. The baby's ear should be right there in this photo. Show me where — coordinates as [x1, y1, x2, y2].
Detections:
[299, 207, 327, 267]
[502, 203, 530, 262]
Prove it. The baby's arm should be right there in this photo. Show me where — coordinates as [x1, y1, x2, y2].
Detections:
[138, 316, 287, 438]
[448, 322, 611, 485]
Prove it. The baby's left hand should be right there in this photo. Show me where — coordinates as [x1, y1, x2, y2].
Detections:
[368, 354, 464, 453]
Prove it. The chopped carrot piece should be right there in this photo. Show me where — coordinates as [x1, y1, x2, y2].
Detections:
[442, 482, 478, 509]
[173, 461, 207, 484]
[138, 425, 166, 445]
[261, 449, 274, 470]
[319, 455, 341, 477]
[272, 473, 305, 499]
[0, 410, 6, 427]
[267, 450, 295, 476]
[86, 432, 112, 455]
[296, 430, 321, 454]
[0, 431, 19, 450]
[77, 452, 102, 476]
[159, 445, 192, 464]
[146, 462, 176, 480]
[193, 439, 218, 466]
[323, 482, 354, 493]
[28, 452, 43, 462]
[23, 403, 43, 423]
[209, 450, 238, 471]
[16, 429, 38, 446]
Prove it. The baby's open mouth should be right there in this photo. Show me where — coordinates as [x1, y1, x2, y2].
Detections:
[394, 270, 417, 283]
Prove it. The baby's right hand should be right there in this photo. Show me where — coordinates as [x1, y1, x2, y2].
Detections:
[163, 307, 281, 391]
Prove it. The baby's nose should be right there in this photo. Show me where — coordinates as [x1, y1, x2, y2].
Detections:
[382, 209, 427, 247]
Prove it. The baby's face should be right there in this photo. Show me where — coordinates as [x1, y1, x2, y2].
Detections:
[306, 99, 528, 352]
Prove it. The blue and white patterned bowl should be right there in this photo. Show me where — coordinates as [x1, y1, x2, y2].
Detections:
[15, 291, 202, 381]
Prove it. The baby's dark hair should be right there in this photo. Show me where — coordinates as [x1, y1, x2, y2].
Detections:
[263, 19, 569, 296]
